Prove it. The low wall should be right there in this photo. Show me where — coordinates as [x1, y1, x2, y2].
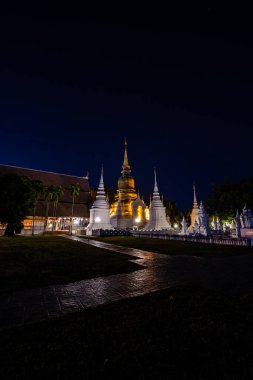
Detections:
[86, 229, 131, 237]
[22, 227, 44, 235]
[131, 231, 252, 247]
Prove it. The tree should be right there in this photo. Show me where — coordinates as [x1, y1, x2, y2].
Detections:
[31, 180, 44, 235]
[90, 184, 116, 205]
[163, 198, 180, 225]
[104, 184, 116, 205]
[180, 209, 191, 225]
[69, 183, 81, 235]
[0, 174, 37, 236]
[89, 187, 97, 202]
[51, 186, 64, 230]
[44, 185, 55, 232]
[205, 177, 253, 222]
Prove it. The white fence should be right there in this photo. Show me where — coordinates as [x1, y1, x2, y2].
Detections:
[132, 231, 252, 247]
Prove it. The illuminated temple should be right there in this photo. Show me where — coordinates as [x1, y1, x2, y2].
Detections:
[0, 140, 172, 235]
[110, 140, 148, 229]
[0, 164, 90, 235]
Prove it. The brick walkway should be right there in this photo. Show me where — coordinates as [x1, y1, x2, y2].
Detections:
[1, 236, 253, 329]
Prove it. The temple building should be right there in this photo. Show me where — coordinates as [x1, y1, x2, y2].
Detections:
[0, 164, 90, 234]
[144, 170, 171, 231]
[110, 140, 147, 228]
[0, 141, 174, 234]
[86, 168, 114, 235]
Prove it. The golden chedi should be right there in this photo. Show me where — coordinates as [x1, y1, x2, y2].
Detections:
[110, 140, 140, 228]
[190, 185, 199, 229]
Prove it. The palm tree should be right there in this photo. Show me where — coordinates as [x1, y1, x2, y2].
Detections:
[31, 180, 44, 235]
[51, 186, 64, 230]
[69, 183, 81, 235]
[44, 185, 55, 232]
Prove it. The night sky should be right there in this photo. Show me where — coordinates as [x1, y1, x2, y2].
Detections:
[0, 8, 252, 209]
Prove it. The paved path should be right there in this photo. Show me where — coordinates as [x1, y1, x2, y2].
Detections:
[1, 236, 253, 329]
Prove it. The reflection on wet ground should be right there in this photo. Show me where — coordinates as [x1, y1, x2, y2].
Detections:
[1, 235, 253, 329]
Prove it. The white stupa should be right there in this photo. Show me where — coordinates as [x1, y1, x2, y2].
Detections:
[86, 167, 114, 235]
[144, 170, 171, 231]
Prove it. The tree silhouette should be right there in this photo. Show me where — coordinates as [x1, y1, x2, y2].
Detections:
[0, 174, 37, 236]
[206, 177, 253, 221]
[31, 180, 44, 235]
[69, 183, 81, 235]
[44, 185, 55, 232]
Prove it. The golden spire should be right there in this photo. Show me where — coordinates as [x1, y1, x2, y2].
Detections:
[121, 138, 131, 175]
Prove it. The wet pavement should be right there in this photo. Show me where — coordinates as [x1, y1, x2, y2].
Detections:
[1, 235, 253, 329]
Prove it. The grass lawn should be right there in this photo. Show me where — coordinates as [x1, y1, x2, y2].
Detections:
[0, 236, 141, 293]
[84, 236, 253, 257]
[1, 285, 253, 379]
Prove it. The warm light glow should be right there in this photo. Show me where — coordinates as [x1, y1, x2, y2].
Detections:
[137, 205, 142, 220]
[145, 207, 150, 221]
[95, 216, 101, 223]
[174, 223, 178, 228]
[135, 217, 140, 223]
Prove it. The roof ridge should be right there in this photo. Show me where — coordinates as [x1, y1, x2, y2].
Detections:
[0, 164, 88, 180]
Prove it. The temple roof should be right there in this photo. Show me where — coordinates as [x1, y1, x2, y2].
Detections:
[0, 164, 90, 217]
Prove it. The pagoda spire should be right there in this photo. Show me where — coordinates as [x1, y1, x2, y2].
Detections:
[193, 184, 198, 207]
[99, 165, 104, 186]
[86, 166, 114, 235]
[154, 168, 159, 194]
[121, 138, 131, 175]
[143, 169, 171, 231]
[94, 165, 106, 205]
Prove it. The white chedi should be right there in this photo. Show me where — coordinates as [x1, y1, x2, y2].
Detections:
[197, 201, 210, 236]
[86, 168, 114, 235]
[234, 210, 241, 238]
[180, 216, 188, 235]
[211, 216, 217, 230]
[144, 170, 171, 231]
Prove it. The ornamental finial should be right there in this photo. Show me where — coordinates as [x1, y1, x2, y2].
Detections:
[121, 138, 131, 174]
[193, 184, 198, 207]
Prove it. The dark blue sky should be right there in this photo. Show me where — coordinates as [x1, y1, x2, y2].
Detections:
[0, 8, 252, 209]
